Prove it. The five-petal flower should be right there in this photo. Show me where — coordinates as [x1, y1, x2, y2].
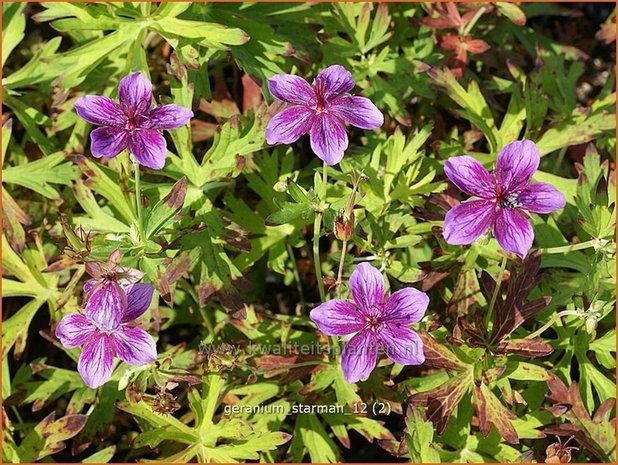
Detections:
[74, 72, 193, 170]
[443, 139, 566, 258]
[265, 65, 384, 166]
[310, 263, 428, 383]
[56, 283, 157, 389]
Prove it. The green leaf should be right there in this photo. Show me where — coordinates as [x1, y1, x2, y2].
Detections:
[74, 156, 136, 225]
[3, 152, 78, 199]
[151, 17, 249, 50]
[82, 446, 116, 463]
[145, 177, 188, 238]
[2, 3, 26, 67]
[405, 405, 441, 463]
[208, 431, 291, 462]
[10, 362, 85, 410]
[496, 3, 527, 26]
[3, 37, 62, 89]
[429, 67, 498, 152]
[2, 299, 45, 360]
[290, 413, 338, 462]
[3, 96, 56, 156]
[116, 400, 197, 438]
[536, 100, 615, 156]
[266, 200, 314, 226]
[504, 361, 551, 381]
[16, 412, 87, 462]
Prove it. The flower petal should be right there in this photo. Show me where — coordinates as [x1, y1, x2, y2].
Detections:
[314, 65, 355, 102]
[382, 288, 429, 325]
[493, 208, 534, 258]
[444, 155, 495, 198]
[329, 96, 384, 130]
[145, 104, 193, 130]
[310, 299, 364, 336]
[495, 139, 540, 192]
[118, 72, 152, 113]
[55, 313, 97, 349]
[83, 278, 97, 294]
[341, 331, 378, 383]
[122, 283, 154, 322]
[74, 96, 126, 127]
[379, 325, 425, 366]
[349, 262, 385, 312]
[265, 106, 315, 145]
[518, 182, 566, 214]
[111, 325, 157, 365]
[84, 281, 126, 331]
[466, 38, 490, 54]
[128, 129, 167, 170]
[443, 199, 496, 245]
[309, 113, 348, 166]
[77, 333, 115, 389]
[267, 74, 316, 105]
[90, 127, 129, 159]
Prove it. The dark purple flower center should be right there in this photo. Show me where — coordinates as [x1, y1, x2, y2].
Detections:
[314, 96, 328, 114]
[124, 107, 139, 130]
[498, 192, 522, 210]
[364, 305, 384, 331]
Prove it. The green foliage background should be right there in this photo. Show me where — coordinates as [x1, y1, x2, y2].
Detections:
[1, 2, 616, 463]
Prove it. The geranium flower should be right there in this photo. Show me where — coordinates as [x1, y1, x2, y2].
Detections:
[310, 263, 428, 383]
[56, 283, 156, 388]
[439, 34, 490, 78]
[82, 250, 144, 330]
[74, 72, 193, 170]
[443, 139, 566, 258]
[265, 65, 384, 166]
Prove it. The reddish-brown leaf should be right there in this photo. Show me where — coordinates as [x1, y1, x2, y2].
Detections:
[473, 383, 519, 444]
[544, 374, 616, 461]
[242, 73, 263, 113]
[488, 251, 551, 343]
[417, 331, 469, 371]
[446, 268, 481, 316]
[497, 338, 554, 358]
[409, 370, 473, 435]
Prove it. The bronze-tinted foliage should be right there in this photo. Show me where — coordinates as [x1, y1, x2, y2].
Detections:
[407, 253, 559, 444]
[544, 374, 616, 462]
[484, 252, 551, 344]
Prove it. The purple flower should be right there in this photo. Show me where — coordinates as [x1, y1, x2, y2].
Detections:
[74, 72, 193, 170]
[56, 283, 156, 388]
[82, 250, 145, 328]
[310, 263, 428, 383]
[265, 65, 384, 166]
[443, 139, 566, 258]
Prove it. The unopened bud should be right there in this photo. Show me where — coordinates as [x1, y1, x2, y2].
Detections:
[334, 209, 355, 241]
[585, 315, 598, 334]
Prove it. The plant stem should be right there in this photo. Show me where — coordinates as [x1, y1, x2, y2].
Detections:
[485, 255, 508, 328]
[133, 160, 145, 242]
[539, 240, 598, 254]
[286, 242, 306, 313]
[462, 6, 486, 35]
[551, 146, 567, 174]
[313, 162, 328, 302]
[257, 360, 330, 372]
[336, 239, 348, 298]
[526, 310, 583, 340]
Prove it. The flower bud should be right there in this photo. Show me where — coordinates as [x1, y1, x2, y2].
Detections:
[585, 315, 598, 334]
[334, 209, 355, 241]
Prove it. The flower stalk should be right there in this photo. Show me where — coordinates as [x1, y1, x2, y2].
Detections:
[133, 159, 145, 242]
[539, 239, 602, 254]
[313, 162, 328, 302]
[485, 255, 508, 328]
[334, 172, 364, 297]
